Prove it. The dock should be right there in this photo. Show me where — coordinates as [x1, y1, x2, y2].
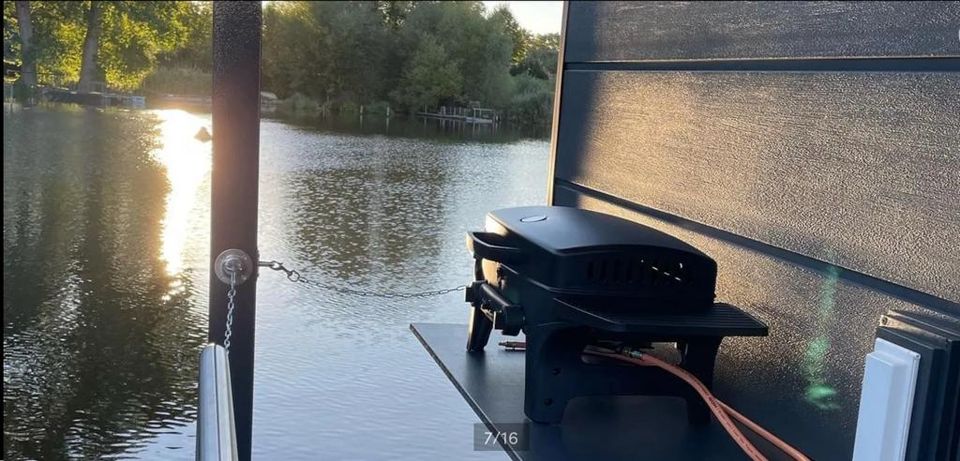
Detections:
[43, 87, 145, 109]
[416, 105, 497, 125]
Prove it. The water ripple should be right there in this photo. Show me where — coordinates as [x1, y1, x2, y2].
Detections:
[4, 110, 545, 460]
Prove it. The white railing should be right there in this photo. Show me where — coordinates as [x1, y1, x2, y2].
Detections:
[197, 344, 238, 461]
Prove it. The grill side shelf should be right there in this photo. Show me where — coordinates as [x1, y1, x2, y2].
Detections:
[553, 298, 768, 337]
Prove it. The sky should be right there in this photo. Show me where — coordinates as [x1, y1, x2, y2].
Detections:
[483, 1, 563, 35]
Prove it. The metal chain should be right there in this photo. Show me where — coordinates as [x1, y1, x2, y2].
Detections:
[258, 260, 467, 299]
[223, 269, 238, 353]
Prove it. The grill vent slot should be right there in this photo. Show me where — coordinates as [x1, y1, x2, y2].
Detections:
[584, 257, 691, 287]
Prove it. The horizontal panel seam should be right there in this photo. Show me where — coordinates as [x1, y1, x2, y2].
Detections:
[564, 57, 960, 72]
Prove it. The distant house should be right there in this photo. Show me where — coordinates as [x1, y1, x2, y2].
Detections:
[260, 91, 279, 114]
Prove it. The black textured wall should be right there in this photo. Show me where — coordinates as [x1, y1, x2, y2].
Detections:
[549, 2, 960, 459]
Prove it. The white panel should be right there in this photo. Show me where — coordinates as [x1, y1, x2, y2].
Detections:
[852, 338, 921, 461]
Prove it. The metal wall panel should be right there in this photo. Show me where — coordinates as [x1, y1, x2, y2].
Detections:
[554, 70, 960, 304]
[564, 1, 960, 63]
[550, 2, 960, 458]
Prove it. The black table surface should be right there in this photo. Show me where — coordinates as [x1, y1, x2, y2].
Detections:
[410, 323, 774, 461]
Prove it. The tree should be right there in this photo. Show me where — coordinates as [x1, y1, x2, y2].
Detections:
[77, 1, 101, 92]
[17, 1, 87, 87]
[489, 6, 528, 66]
[156, 2, 212, 71]
[3, 0, 557, 125]
[14, 1, 36, 87]
[3, 2, 17, 59]
[390, 34, 461, 111]
[377, 1, 412, 30]
[263, 1, 394, 106]
[306, 1, 389, 105]
[4, 1, 86, 87]
[511, 33, 559, 79]
[4, 1, 193, 91]
[100, 2, 192, 90]
[506, 72, 554, 126]
[472, 9, 513, 109]
[397, 1, 512, 109]
[262, 2, 327, 99]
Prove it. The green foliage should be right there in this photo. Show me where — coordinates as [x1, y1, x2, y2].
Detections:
[264, 1, 393, 106]
[511, 33, 559, 78]
[377, 1, 413, 30]
[390, 34, 462, 110]
[156, 2, 212, 72]
[22, 1, 87, 86]
[4, 2, 19, 60]
[311, 1, 390, 104]
[140, 66, 210, 96]
[262, 2, 316, 99]
[4, 1, 198, 90]
[260, 0, 558, 120]
[398, 1, 511, 109]
[488, 6, 529, 66]
[505, 73, 554, 126]
[4, 0, 560, 124]
[98, 1, 193, 90]
[276, 92, 320, 117]
[365, 100, 391, 116]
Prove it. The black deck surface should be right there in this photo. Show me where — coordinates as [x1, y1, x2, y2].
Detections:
[410, 323, 769, 461]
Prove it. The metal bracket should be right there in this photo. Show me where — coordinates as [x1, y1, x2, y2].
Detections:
[214, 249, 254, 285]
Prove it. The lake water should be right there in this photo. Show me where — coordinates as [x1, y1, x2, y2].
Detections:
[3, 106, 548, 460]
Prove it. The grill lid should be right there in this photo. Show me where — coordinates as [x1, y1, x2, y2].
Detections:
[485, 206, 708, 257]
[468, 206, 718, 308]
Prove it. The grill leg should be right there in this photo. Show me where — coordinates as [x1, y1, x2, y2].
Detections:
[523, 327, 678, 424]
[522, 327, 727, 426]
[466, 259, 494, 352]
[677, 338, 723, 425]
[466, 304, 493, 352]
[523, 326, 586, 423]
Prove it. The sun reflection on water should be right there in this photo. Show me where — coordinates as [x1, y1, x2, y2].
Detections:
[150, 109, 211, 275]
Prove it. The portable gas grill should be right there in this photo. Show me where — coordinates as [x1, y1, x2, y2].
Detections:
[464, 206, 768, 424]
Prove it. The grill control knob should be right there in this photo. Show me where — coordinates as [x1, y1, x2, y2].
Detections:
[520, 215, 547, 222]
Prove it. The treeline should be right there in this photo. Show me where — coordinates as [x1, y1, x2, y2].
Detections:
[3, 1, 208, 92]
[4, 1, 558, 126]
[262, 2, 558, 125]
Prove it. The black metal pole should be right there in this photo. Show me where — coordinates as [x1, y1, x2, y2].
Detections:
[210, 3, 261, 460]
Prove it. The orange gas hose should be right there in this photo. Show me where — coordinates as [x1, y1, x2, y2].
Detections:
[586, 350, 768, 461]
[499, 340, 811, 461]
[717, 400, 811, 461]
[586, 348, 811, 461]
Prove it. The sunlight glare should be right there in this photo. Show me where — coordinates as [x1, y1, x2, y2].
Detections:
[151, 109, 211, 275]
